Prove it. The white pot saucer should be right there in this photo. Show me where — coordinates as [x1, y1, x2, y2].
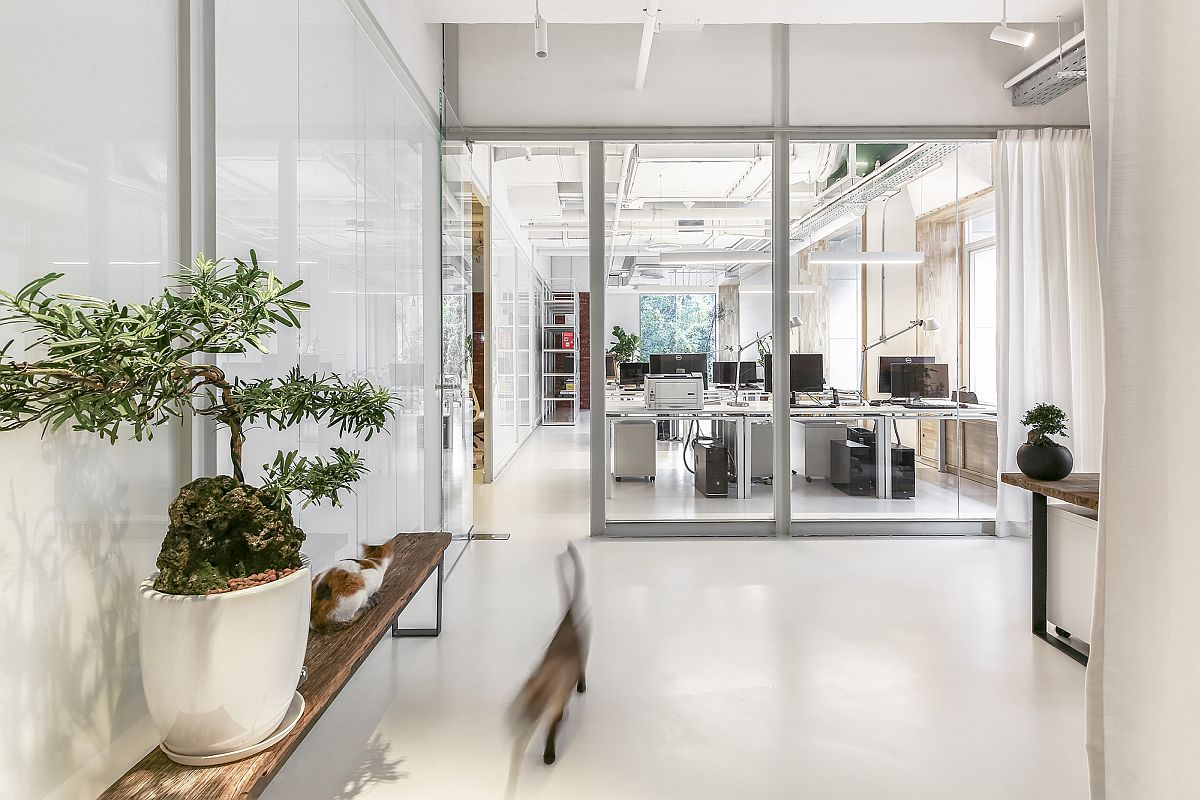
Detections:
[159, 691, 305, 766]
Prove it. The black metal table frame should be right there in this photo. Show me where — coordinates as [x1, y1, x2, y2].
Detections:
[1031, 493, 1089, 665]
[391, 557, 443, 638]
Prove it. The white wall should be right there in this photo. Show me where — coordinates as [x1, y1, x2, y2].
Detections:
[458, 23, 774, 127]
[457, 22, 1089, 128]
[365, 0, 444, 112]
[0, 4, 183, 798]
[790, 24, 1088, 127]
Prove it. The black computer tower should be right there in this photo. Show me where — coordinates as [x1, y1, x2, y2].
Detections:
[831, 439, 875, 496]
[693, 441, 729, 497]
[891, 446, 916, 499]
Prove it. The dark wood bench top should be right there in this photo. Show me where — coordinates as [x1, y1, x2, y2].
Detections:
[100, 531, 452, 800]
[1000, 472, 1100, 511]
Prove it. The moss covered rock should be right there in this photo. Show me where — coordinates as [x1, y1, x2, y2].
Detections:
[154, 476, 305, 595]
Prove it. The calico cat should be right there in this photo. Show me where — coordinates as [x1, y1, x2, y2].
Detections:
[508, 542, 590, 792]
[309, 542, 395, 633]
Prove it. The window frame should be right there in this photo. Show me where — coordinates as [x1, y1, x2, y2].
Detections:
[961, 210, 997, 406]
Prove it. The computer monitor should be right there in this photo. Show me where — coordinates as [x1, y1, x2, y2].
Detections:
[618, 361, 650, 387]
[605, 354, 618, 382]
[890, 362, 950, 399]
[763, 353, 825, 393]
[878, 355, 934, 393]
[712, 360, 759, 387]
[649, 353, 709, 389]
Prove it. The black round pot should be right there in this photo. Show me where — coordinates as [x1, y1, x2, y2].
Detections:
[1016, 442, 1073, 481]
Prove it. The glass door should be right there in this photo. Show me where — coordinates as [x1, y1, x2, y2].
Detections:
[440, 96, 473, 542]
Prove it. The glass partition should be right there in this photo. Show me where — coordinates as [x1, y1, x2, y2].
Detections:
[787, 141, 998, 527]
[603, 141, 774, 523]
[215, 0, 440, 564]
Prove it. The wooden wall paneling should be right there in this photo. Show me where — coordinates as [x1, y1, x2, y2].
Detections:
[793, 246, 829, 358]
[717, 284, 740, 358]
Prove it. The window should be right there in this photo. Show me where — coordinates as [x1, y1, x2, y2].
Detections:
[639, 293, 717, 362]
[965, 211, 997, 405]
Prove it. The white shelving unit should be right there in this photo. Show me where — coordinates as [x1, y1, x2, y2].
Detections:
[541, 279, 579, 426]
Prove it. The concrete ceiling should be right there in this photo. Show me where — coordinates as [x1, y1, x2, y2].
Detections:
[419, 0, 1083, 25]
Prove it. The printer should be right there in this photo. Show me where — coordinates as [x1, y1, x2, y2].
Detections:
[644, 373, 704, 410]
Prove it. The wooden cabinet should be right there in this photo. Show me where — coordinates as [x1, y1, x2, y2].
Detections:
[918, 418, 998, 487]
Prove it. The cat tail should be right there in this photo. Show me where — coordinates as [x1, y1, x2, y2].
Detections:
[506, 719, 536, 798]
[565, 541, 584, 611]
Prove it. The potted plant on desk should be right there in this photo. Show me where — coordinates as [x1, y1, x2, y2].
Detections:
[1017, 403, 1073, 481]
[0, 251, 396, 763]
[608, 324, 641, 365]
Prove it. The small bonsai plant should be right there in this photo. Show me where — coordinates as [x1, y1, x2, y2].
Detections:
[1020, 403, 1069, 446]
[0, 251, 395, 595]
[608, 325, 641, 364]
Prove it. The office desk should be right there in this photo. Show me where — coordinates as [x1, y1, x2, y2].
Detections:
[605, 394, 997, 500]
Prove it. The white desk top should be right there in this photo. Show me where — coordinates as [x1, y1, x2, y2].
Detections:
[604, 392, 996, 420]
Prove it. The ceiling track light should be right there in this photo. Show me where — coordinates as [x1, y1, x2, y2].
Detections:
[990, 0, 1035, 48]
[534, 0, 549, 59]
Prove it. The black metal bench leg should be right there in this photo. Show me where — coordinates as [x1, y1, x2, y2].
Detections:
[392, 557, 443, 638]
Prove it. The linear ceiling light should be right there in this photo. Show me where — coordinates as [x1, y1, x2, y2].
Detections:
[658, 250, 773, 265]
[737, 285, 819, 294]
[991, 0, 1035, 47]
[808, 251, 926, 265]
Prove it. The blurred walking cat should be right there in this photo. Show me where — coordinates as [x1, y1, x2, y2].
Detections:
[507, 542, 589, 794]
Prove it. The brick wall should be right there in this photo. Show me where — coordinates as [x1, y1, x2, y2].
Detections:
[579, 292, 591, 410]
[472, 292, 484, 407]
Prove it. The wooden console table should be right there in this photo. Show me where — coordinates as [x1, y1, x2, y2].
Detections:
[1000, 472, 1099, 666]
[100, 531, 451, 799]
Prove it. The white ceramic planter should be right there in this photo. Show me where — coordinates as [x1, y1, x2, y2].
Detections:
[138, 562, 310, 757]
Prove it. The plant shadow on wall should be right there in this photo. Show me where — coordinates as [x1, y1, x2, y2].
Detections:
[0, 251, 398, 760]
[0, 431, 151, 798]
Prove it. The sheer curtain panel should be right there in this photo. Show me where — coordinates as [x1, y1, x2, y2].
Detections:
[994, 128, 1105, 538]
[1083, 2, 1200, 797]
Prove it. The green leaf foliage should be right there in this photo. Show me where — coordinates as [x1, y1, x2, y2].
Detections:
[261, 447, 369, 510]
[607, 325, 642, 364]
[230, 365, 395, 439]
[1021, 403, 1069, 445]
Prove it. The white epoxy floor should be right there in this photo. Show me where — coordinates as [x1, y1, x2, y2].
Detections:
[264, 416, 1089, 800]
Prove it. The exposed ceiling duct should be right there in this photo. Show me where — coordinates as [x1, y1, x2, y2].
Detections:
[1004, 28, 1087, 106]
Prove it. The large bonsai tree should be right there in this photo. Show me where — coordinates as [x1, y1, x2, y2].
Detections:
[0, 251, 395, 594]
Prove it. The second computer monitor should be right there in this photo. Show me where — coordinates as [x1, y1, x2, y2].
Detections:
[649, 353, 709, 389]
[763, 353, 824, 393]
[712, 360, 758, 387]
[878, 355, 933, 393]
[618, 361, 650, 387]
[890, 362, 950, 399]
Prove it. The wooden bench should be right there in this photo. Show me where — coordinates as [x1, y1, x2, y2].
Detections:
[100, 531, 452, 799]
[1001, 473, 1099, 665]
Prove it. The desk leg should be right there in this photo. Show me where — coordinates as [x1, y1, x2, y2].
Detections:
[737, 417, 749, 500]
[937, 418, 948, 473]
[605, 418, 613, 500]
[1032, 492, 1047, 636]
[875, 418, 891, 499]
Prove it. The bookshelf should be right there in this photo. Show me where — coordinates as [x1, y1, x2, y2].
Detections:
[541, 279, 579, 426]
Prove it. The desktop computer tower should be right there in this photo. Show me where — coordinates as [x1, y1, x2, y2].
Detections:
[891, 446, 916, 499]
[693, 441, 729, 497]
[830, 439, 875, 496]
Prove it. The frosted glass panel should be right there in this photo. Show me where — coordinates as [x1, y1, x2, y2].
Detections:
[217, 0, 436, 567]
[0, 3, 181, 797]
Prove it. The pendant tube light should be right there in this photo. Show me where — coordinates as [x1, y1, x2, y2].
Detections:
[990, 0, 1035, 47]
[808, 251, 926, 265]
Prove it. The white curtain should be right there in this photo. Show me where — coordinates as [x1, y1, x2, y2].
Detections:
[1083, 2, 1200, 797]
[994, 128, 1105, 538]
